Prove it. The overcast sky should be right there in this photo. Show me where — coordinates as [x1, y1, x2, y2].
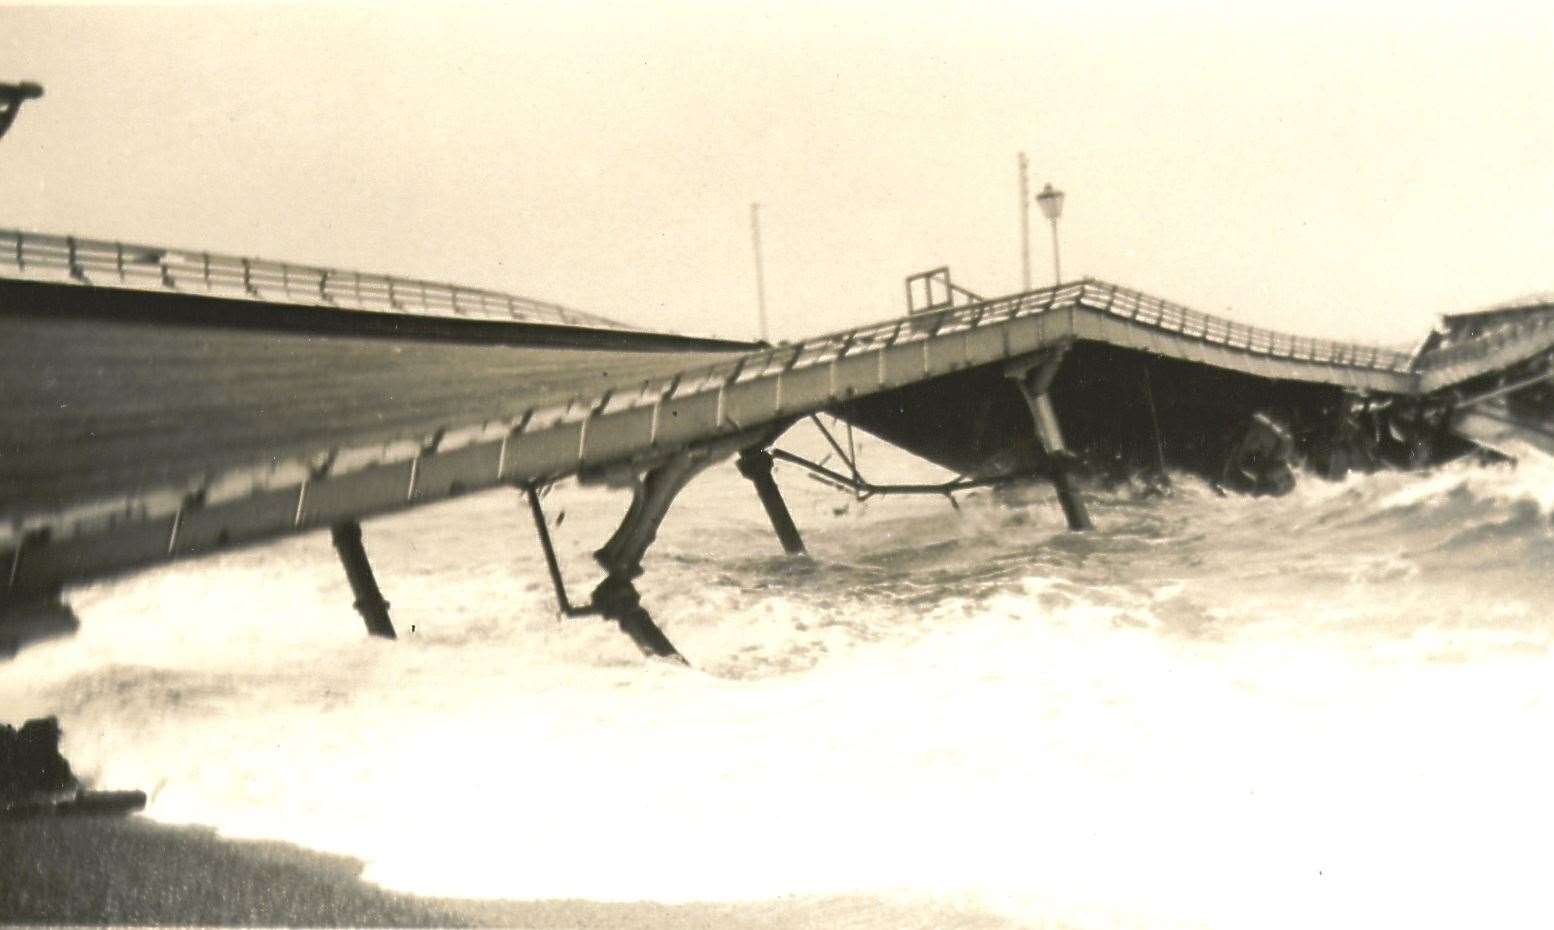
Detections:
[2, 2, 1550, 343]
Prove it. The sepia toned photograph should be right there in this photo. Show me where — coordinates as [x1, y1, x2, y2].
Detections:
[2, 3, 1552, 928]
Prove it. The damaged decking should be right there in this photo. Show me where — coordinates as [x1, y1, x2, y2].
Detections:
[3, 229, 1552, 658]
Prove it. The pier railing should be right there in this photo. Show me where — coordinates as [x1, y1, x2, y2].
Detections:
[3, 227, 1416, 384]
[0, 228, 635, 331]
[566, 276, 1417, 429]
[0, 252, 1460, 591]
[1078, 281, 1414, 372]
[331, 277, 1416, 512]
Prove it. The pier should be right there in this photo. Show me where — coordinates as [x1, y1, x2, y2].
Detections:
[4, 229, 1553, 659]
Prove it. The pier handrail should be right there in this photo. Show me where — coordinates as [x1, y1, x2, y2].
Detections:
[0, 228, 636, 332]
[0, 246, 1480, 584]
[563, 276, 1416, 427]
[428, 276, 1422, 434]
[2, 227, 1418, 388]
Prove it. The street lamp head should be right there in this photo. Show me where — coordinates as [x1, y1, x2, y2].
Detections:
[0, 81, 44, 143]
[1035, 182, 1064, 221]
[0, 82, 43, 104]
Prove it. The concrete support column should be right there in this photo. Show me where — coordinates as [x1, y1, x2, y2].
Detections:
[736, 449, 806, 555]
[586, 440, 744, 662]
[592, 451, 715, 581]
[329, 520, 396, 639]
[1007, 345, 1093, 531]
[1028, 391, 1093, 530]
[0, 585, 79, 659]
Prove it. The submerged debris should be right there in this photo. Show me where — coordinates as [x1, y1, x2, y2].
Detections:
[0, 716, 145, 819]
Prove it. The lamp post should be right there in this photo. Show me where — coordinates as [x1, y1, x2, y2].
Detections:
[0, 82, 43, 142]
[1018, 153, 1031, 291]
[1035, 182, 1064, 285]
[750, 202, 769, 343]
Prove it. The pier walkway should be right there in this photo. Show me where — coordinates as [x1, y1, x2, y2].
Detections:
[4, 229, 1552, 658]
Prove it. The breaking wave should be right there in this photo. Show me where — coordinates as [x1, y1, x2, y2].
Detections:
[5, 433, 1554, 929]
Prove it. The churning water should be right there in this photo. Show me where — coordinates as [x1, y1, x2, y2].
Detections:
[5, 427, 1554, 929]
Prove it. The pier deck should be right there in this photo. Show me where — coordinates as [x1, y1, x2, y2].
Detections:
[4, 229, 1552, 656]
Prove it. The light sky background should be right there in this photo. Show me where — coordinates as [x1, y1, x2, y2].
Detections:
[1, 2, 1550, 344]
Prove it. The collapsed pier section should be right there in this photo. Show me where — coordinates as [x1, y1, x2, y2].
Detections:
[5, 231, 1553, 661]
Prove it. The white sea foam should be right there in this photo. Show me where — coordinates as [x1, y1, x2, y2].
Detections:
[4, 433, 1554, 929]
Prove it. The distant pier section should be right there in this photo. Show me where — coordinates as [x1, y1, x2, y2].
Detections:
[4, 228, 1553, 659]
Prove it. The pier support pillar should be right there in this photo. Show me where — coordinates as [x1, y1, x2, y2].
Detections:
[329, 520, 396, 639]
[0, 585, 79, 659]
[585, 432, 756, 661]
[736, 449, 806, 555]
[1007, 347, 1093, 531]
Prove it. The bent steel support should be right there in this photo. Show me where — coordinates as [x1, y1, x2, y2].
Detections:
[582, 431, 762, 661]
[1007, 345, 1093, 531]
[736, 449, 806, 555]
[768, 448, 1029, 501]
[329, 520, 396, 639]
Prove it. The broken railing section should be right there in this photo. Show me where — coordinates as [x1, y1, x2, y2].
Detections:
[766, 448, 1031, 510]
[765, 411, 1083, 523]
[1006, 344, 1093, 531]
[769, 414, 1014, 509]
[905, 267, 985, 317]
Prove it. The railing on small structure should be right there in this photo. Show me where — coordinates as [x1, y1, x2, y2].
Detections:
[0, 228, 635, 332]
[906, 267, 985, 316]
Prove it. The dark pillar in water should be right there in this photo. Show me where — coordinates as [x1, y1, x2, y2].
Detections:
[1007, 346, 1093, 531]
[329, 520, 396, 639]
[0, 586, 80, 659]
[736, 449, 807, 555]
[1028, 392, 1093, 530]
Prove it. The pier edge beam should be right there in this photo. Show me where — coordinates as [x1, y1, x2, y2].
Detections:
[736, 448, 807, 555]
[329, 520, 397, 639]
[585, 431, 764, 662]
[1006, 346, 1094, 531]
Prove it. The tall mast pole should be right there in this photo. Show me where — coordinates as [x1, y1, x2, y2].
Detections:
[751, 202, 770, 342]
[1019, 152, 1031, 292]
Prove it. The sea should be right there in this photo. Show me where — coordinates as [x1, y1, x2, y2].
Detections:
[4, 423, 1554, 930]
